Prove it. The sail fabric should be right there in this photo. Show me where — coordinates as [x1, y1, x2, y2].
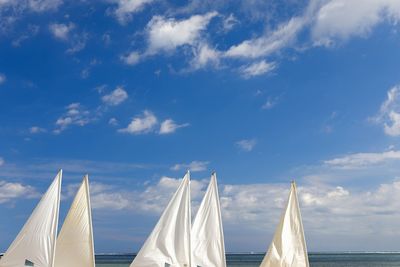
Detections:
[191, 173, 226, 267]
[0, 170, 62, 267]
[54, 175, 95, 267]
[130, 172, 192, 267]
[260, 182, 309, 267]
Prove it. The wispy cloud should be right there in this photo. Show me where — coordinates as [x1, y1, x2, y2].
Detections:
[170, 161, 209, 172]
[0, 73, 6, 85]
[324, 150, 400, 170]
[49, 22, 88, 54]
[159, 119, 189, 134]
[236, 139, 257, 152]
[102, 87, 129, 106]
[262, 96, 279, 110]
[29, 126, 46, 134]
[239, 60, 276, 78]
[370, 85, 400, 136]
[110, 0, 155, 25]
[0, 158, 4, 167]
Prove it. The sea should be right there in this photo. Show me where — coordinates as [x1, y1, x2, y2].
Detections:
[95, 253, 400, 267]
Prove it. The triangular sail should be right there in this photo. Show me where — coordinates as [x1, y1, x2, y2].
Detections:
[130, 172, 192, 267]
[260, 182, 309, 267]
[54, 175, 95, 267]
[0, 170, 62, 267]
[191, 172, 226, 267]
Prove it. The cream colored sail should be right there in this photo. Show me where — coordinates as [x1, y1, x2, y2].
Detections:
[130, 171, 192, 267]
[191, 172, 226, 267]
[0, 170, 62, 267]
[54, 175, 95, 267]
[260, 182, 309, 267]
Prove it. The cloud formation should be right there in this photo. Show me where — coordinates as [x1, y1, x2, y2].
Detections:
[170, 161, 209, 172]
[102, 87, 129, 106]
[118, 110, 158, 134]
[159, 119, 189, 134]
[236, 139, 257, 152]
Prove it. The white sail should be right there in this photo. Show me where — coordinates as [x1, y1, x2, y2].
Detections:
[130, 171, 192, 267]
[260, 182, 309, 267]
[191, 172, 226, 267]
[0, 170, 62, 267]
[54, 175, 95, 267]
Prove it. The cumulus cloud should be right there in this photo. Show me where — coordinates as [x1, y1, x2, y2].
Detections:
[146, 12, 218, 55]
[171, 161, 209, 172]
[49, 22, 74, 40]
[0, 180, 38, 204]
[239, 60, 276, 78]
[159, 119, 189, 134]
[120, 51, 141, 65]
[324, 150, 400, 169]
[371, 85, 400, 136]
[236, 139, 257, 152]
[110, 0, 155, 25]
[108, 117, 118, 126]
[118, 110, 158, 134]
[102, 87, 128, 106]
[312, 0, 400, 46]
[54, 103, 92, 134]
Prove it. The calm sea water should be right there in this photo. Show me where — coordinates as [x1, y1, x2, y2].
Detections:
[95, 253, 400, 267]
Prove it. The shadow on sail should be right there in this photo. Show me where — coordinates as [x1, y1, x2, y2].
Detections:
[54, 175, 95, 267]
[130, 171, 192, 267]
[0, 170, 62, 267]
[192, 172, 226, 267]
[260, 181, 309, 267]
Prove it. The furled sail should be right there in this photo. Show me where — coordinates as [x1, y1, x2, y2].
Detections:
[191, 172, 226, 267]
[260, 182, 309, 267]
[54, 175, 95, 267]
[130, 171, 192, 267]
[0, 170, 62, 267]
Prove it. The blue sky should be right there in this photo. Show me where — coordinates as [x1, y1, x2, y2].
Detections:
[1, 0, 400, 253]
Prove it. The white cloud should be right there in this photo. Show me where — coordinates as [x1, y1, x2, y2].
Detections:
[371, 85, 400, 136]
[159, 119, 189, 134]
[108, 117, 118, 126]
[239, 60, 276, 78]
[110, 0, 155, 25]
[49, 23, 74, 40]
[190, 43, 221, 70]
[102, 87, 128, 106]
[324, 150, 400, 169]
[28, 0, 63, 12]
[225, 16, 306, 59]
[0, 73, 6, 85]
[120, 51, 141, 65]
[0, 180, 38, 204]
[262, 96, 278, 110]
[222, 13, 239, 32]
[118, 110, 158, 134]
[29, 126, 46, 134]
[236, 139, 257, 152]
[146, 12, 218, 54]
[0, 157, 4, 166]
[54, 103, 92, 133]
[171, 161, 209, 172]
[312, 0, 400, 46]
